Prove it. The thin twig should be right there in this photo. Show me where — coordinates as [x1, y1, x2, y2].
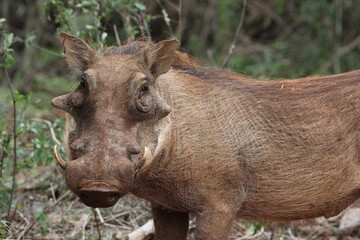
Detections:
[92, 208, 102, 240]
[120, 7, 135, 42]
[140, 9, 152, 42]
[28, 42, 63, 57]
[48, 190, 70, 208]
[4, 68, 17, 223]
[127, 219, 154, 240]
[113, 24, 121, 46]
[252, 0, 293, 35]
[177, 0, 183, 42]
[0, 140, 9, 178]
[222, 0, 247, 68]
[157, 0, 174, 37]
[164, 0, 183, 41]
[15, 37, 63, 57]
[0, 149, 4, 178]
[333, 0, 343, 73]
[50, 182, 56, 202]
[318, 35, 360, 73]
[207, 49, 218, 68]
[95, 208, 105, 223]
[287, 227, 299, 240]
[22, 191, 71, 236]
[163, 0, 179, 11]
[237, 227, 265, 240]
[9, 192, 21, 224]
[16, 211, 29, 240]
[31, 118, 61, 146]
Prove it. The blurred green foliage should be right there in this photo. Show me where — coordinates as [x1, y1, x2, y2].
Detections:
[0, 90, 65, 210]
[0, 220, 10, 239]
[0, 33, 15, 68]
[43, 0, 151, 43]
[35, 208, 50, 234]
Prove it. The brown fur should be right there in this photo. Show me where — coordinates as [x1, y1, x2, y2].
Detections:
[52, 33, 360, 240]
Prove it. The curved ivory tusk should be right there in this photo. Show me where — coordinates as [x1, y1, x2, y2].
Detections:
[54, 145, 67, 170]
[134, 147, 149, 172]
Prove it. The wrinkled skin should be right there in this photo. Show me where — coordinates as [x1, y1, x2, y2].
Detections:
[53, 33, 360, 240]
[53, 33, 176, 208]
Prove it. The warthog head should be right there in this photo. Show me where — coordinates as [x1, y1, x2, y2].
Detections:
[52, 33, 178, 208]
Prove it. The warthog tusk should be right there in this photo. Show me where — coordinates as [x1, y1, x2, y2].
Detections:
[54, 145, 67, 170]
[134, 147, 149, 172]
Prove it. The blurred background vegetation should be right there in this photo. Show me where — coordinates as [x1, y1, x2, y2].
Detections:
[2, 0, 360, 239]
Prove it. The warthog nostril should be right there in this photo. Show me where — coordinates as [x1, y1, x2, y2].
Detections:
[79, 193, 90, 202]
[127, 144, 142, 155]
[108, 193, 119, 202]
[78, 187, 121, 208]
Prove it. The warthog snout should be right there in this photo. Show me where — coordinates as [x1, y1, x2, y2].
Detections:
[78, 185, 121, 208]
[54, 139, 149, 208]
[54, 145, 137, 208]
[67, 159, 135, 208]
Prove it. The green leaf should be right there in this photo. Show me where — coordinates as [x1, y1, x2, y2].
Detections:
[3, 33, 13, 49]
[85, 25, 95, 30]
[250, 222, 264, 235]
[146, 14, 152, 23]
[25, 32, 36, 49]
[6, 54, 15, 65]
[101, 32, 108, 41]
[135, 2, 146, 11]
[0, 220, 10, 239]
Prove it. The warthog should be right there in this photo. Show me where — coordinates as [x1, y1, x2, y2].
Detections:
[52, 33, 360, 240]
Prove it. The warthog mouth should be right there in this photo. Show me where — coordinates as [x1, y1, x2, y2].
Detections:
[53, 145, 149, 208]
[78, 184, 123, 208]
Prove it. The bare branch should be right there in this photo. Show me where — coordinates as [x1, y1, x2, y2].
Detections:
[95, 208, 105, 223]
[16, 211, 30, 240]
[0, 148, 5, 178]
[333, 0, 343, 73]
[318, 35, 360, 73]
[222, 0, 247, 68]
[22, 191, 71, 236]
[164, 0, 183, 41]
[140, 9, 152, 42]
[156, 0, 174, 38]
[15, 36, 63, 57]
[126, 219, 154, 240]
[237, 226, 265, 240]
[113, 24, 121, 46]
[120, 8, 135, 42]
[92, 208, 102, 240]
[28, 42, 63, 57]
[3, 68, 17, 223]
[31, 118, 61, 146]
[0, 138, 10, 178]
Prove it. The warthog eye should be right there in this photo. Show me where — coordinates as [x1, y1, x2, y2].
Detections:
[77, 73, 88, 90]
[79, 75, 87, 89]
[80, 78, 86, 88]
[139, 83, 150, 98]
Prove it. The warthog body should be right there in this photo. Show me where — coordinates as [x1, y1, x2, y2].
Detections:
[53, 33, 360, 239]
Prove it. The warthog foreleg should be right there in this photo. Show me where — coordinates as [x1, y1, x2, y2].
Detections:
[152, 204, 189, 240]
[194, 205, 236, 240]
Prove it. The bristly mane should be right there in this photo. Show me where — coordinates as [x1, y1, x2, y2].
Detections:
[101, 41, 199, 68]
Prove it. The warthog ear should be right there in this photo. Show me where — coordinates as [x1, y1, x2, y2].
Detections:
[145, 39, 179, 78]
[58, 32, 95, 71]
